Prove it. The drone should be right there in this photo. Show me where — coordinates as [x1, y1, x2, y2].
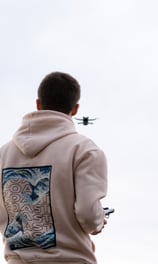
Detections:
[75, 116, 97, 125]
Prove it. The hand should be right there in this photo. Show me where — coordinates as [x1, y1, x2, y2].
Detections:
[91, 218, 107, 235]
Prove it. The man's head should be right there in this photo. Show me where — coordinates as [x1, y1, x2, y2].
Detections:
[36, 71, 80, 116]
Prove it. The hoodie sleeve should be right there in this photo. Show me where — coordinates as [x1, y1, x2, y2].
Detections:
[74, 146, 108, 234]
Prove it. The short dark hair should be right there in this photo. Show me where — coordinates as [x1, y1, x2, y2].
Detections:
[37, 72, 81, 114]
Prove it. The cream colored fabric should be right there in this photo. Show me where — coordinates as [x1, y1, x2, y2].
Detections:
[1, 111, 107, 264]
[8, 259, 85, 264]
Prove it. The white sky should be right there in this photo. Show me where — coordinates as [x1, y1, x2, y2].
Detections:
[0, 0, 158, 263]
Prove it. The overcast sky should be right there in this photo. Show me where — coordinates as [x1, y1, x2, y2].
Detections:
[0, 1, 158, 263]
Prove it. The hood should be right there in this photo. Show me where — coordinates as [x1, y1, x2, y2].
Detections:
[13, 110, 77, 157]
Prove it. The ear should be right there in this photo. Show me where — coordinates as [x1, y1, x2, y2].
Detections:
[71, 103, 79, 116]
[36, 99, 42, 110]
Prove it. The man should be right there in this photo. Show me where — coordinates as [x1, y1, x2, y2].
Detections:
[0, 72, 108, 264]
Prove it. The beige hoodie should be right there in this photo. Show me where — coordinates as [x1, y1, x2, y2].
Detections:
[0, 111, 107, 264]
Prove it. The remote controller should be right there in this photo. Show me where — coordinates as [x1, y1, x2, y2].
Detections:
[103, 207, 115, 218]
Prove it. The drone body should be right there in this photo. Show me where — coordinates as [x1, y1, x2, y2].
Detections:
[75, 116, 97, 125]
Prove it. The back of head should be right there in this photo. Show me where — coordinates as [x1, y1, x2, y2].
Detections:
[37, 71, 81, 114]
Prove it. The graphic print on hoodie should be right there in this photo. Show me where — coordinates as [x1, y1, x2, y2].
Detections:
[2, 166, 56, 250]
